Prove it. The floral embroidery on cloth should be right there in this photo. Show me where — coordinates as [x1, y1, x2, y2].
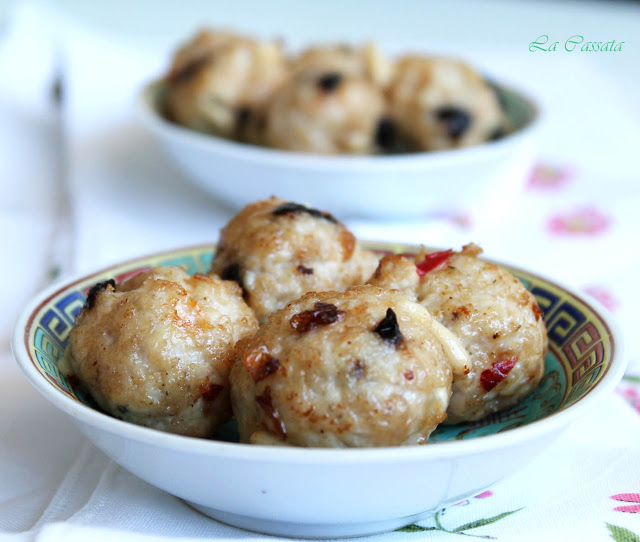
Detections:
[398, 491, 521, 539]
[605, 493, 640, 541]
[527, 163, 574, 191]
[606, 523, 640, 542]
[617, 376, 640, 415]
[546, 206, 612, 236]
[582, 285, 619, 313]
[611, 493, 640, 514]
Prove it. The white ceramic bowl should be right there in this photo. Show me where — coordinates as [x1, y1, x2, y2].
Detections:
[13, 243, 623, 538]
[138, 82, 540, 218]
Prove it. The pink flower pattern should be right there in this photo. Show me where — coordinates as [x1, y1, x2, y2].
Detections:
[611, 493, 640, 513]
[474, 491, 493, 499]
[527, 163, 574, 191]
[582, 285, 619, 313]
[617, 382, 640, 415]
[546, 206, 612, 236]
[453, 490, 494, 506]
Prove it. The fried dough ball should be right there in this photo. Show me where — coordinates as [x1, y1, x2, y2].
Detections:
[65, 266, 258, 437]
[230, 286, 470, 447]
[263, 67, 386, 154]
[293, 43, 394, 87]
[210, 197, 379, 323]
[387, 56, 505, 151]
[165, 29, 288, 139]
[369, 244, 547, 423]
[167, 29, 242, 80]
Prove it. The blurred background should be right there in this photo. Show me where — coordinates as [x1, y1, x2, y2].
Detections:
[0, 0, 637, 91]
[0, 0, 637, 73]
[1, 0, 638, 344]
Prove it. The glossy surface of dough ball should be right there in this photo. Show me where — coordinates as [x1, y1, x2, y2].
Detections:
[369, 244, 547, 423]
[210, 197, 379, 323]
[66, 266, 258, 437]
[387, 56, 505, 151]
[231, 286, 469, 447]
[165, 29, 288, 139]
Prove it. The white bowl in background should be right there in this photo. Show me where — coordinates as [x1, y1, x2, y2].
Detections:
[138, 82, 540, 219]
[13, 243, 624, 538]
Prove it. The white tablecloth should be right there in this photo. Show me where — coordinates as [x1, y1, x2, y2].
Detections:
[2, 2, 640, 541]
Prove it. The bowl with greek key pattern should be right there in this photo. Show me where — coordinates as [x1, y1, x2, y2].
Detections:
[13, 242, 624, 538]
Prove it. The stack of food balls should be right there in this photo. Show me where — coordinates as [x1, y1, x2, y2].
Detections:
[162, 29, 508, 154]
[64, 197, 548, 447]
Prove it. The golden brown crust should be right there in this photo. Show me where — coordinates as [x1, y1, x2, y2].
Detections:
[210, 197, 379, 323]
[230, 286, 460, 447]
[370, 246, 548, 423]
[67, 266, 258, 437]
[369, 254, 419, 299]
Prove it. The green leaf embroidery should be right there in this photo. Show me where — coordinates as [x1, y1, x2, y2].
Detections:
[622, 375, 640, 384]
[453, 508, 523, 533]
[606, 523, 640, 542]
[398, 507, 522, 538]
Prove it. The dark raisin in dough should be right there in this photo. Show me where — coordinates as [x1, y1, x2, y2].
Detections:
[375, 117, 397, 152]
[373, 308, 404, 347]
[272, 202, 337, 223]
[435, 106, 472, 139]
[317, 72, 342, 92]
[83, 279, 116, 311]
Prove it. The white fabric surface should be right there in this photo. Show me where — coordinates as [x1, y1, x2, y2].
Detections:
[2, 2, 640, 541]
[0, 2, 60, 349]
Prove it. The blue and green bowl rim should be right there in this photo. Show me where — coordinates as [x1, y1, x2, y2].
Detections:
[18, 241, 624, 450]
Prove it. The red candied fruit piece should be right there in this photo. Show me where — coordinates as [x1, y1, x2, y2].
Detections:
[200, 383, 224, 402]
[416, 249, 453, 276]
[480, 356, 518, 392]
[244, 347, 280, 382]
[532, 302, 543, 321]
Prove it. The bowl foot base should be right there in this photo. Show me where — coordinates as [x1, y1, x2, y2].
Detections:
[186, 501, 434, 539]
